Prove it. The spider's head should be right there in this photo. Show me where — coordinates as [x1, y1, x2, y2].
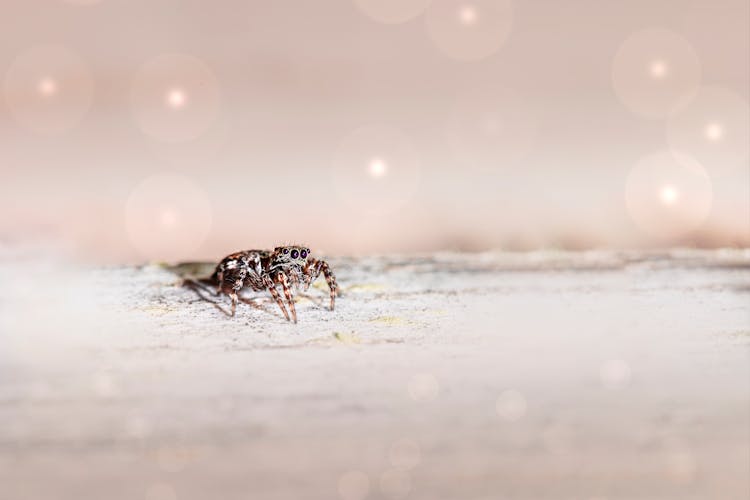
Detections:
[272, 245, 311, 268]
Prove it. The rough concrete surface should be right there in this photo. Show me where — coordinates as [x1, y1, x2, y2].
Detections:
[1, 249, 749, 500]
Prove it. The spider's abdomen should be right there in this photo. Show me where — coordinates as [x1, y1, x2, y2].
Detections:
[213, 250, 268, 291]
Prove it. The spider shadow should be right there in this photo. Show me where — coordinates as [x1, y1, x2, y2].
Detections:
[164, 261, 282, 320]
[182, 277, 287, 320]
[181, 278, 231, 316]
[295, 292, 326, 309]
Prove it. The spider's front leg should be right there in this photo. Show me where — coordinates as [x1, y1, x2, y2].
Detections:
[277, 272, 297, 324]
[304, 258, 339, 311]
[262, 275, 291, 322]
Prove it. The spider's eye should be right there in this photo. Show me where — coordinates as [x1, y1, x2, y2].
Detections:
[291, 249, 299, 259]
[300, 250, 307, 259]
[283, 249, 289, 254]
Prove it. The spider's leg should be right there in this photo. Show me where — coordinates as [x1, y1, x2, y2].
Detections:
[215, 270, 224, 296]
[277, 272, 297, 324]
[305, 259, 338, 311]
[215, 265, 248, 317]
[229, 271, 248, 317]
[320, 261, 339, 311]
[229, 275, 246, 316]
[263, 275, 291, 322]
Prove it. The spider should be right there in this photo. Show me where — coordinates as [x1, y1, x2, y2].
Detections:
[210, 245, 338, 323]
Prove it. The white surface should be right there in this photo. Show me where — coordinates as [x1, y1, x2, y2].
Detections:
[1, 250, 749, 499]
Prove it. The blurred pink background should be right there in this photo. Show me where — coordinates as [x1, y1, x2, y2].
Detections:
[1, 0, 748, 263]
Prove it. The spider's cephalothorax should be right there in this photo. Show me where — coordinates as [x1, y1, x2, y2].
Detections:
[210, 245, 338, 323]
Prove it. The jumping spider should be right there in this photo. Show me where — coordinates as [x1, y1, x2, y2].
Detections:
[211, 245, 338, 323]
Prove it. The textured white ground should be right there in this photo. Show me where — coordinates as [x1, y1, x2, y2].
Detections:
[1, 249, 749, 500]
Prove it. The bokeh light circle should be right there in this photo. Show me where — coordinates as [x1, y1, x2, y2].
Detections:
[332, 125, 421, 215]
[338, 470, 370, 500]
[495, 389, 526, 421]
[625, 151, 712, 240]
[125, 173, 212, 262]
[4, 45, 93, 134]
[446, 85, 536, 170]
[612, 28, 701, 118]
[425, 0, 513, 61]
[667, 85, 749, 173]
[353, 0, 431, 24]
[131, 54, 221, 142]
[388, 438, 421, 469]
